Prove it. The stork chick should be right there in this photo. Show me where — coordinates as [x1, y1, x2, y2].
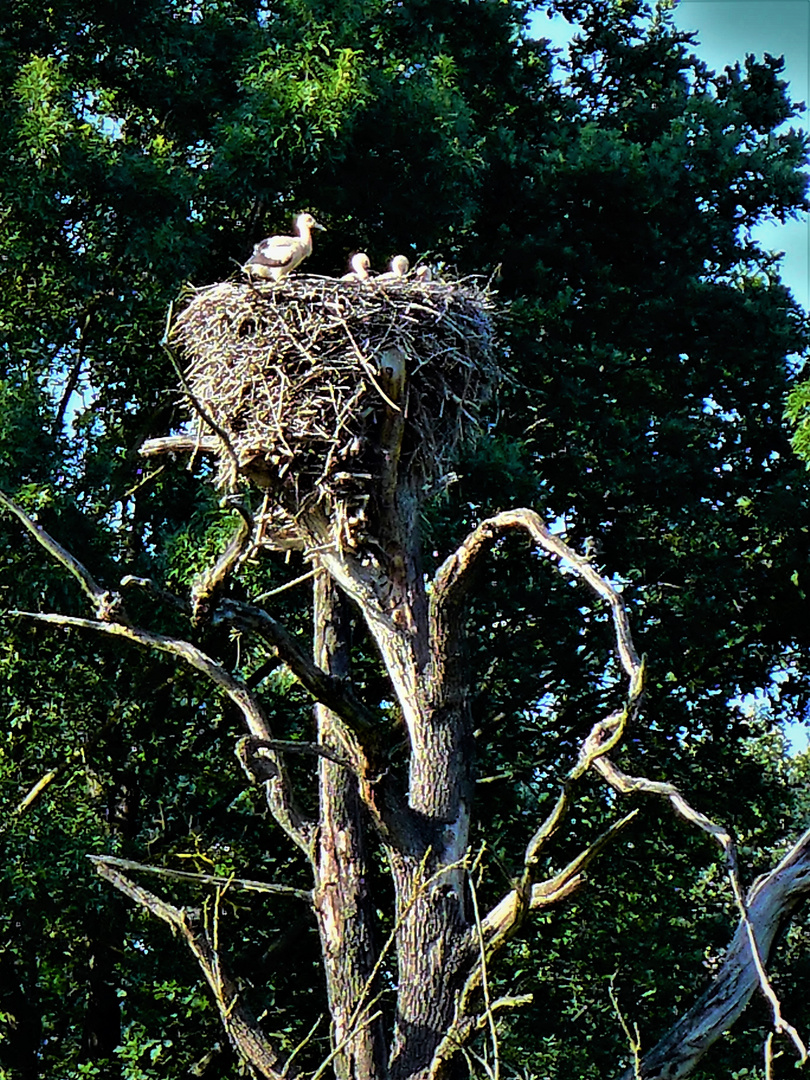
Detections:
[377, 255, 409, 281]
[244, 212, 325, 282]
[341, 252, 372, 281]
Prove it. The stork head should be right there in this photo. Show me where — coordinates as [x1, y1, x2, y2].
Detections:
[296, 212, 326, 233]
[390, 255, 409, 276]
[352, 253, 371, 278]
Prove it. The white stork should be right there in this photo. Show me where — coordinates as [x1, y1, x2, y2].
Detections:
[377, 254, 409, 280]
[341, 253, 372, 281]
[244, 212, 325, 281]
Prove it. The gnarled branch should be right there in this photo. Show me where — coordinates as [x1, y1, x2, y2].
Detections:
[616, 825, 810, 1080]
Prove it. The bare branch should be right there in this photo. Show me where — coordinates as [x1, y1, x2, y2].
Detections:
[190, 509, 252, 624]
[87, 854, 313, 901]
[237, 734, 353, 770]
[0, 490, 127, 622]
[14, 610, 313, 854]
[218, 598, 379, 741]
[480, 810, 639, 952]
[93, 860, 298, 1079]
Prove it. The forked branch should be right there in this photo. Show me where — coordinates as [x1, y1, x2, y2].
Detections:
[94, 860, 296, 1080]
[0, 490, 128, 623]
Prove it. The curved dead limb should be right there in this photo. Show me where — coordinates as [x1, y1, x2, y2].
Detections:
[615, 825, 810, 1080]
[431, 507, 640, 678]
[94, 860, 297, 1080]
[14, 611, 313, 855]
[0, 491, 128, 623]
[594, 752, 809, 1079]
[435, 505, 646, 955]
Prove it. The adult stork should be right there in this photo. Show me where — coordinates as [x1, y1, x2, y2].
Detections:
[243, 212, 325, 281]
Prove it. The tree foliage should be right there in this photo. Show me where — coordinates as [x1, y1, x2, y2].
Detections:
[2, 1, 810, 1078]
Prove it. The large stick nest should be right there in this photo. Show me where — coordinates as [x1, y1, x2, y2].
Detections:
[169, 273, 499, 547]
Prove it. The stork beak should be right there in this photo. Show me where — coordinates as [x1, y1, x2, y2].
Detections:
[312, 221, 326, 231]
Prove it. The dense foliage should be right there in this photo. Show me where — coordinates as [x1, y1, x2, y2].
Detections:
[2, 0, 810, 1077]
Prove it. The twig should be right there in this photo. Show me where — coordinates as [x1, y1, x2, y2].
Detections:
[281, 1014, 324, 1077]
[608, 974, 642, 1079]
[253, 568, 318, 603]
[468, 869, 500, 1080]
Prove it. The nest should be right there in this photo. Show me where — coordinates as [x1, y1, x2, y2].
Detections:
[169, 273, 498, 548]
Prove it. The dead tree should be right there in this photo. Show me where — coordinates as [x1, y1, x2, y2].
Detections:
[6, 273, 810, 1080]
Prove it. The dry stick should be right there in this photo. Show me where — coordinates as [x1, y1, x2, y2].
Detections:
[139, 433, 219, 457]
[341, 321, 403, 412]
[281, 1014, 324, 1078]
[608, 974, 642, 1080]
[468, 868, 500, 1080]
[87, 854, 312, 901]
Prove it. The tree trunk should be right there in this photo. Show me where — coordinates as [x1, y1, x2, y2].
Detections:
[312, 574, 387, 1080]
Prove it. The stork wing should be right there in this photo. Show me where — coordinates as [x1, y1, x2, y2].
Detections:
[250, 236, 298, 269]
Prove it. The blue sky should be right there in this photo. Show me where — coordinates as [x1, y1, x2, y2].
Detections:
[530, 0, 810, 311]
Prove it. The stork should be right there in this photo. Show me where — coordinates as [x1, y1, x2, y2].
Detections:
[341, 253, 372, 281]
[377, 255, 409, 281]
[243, 212, 325, 281]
